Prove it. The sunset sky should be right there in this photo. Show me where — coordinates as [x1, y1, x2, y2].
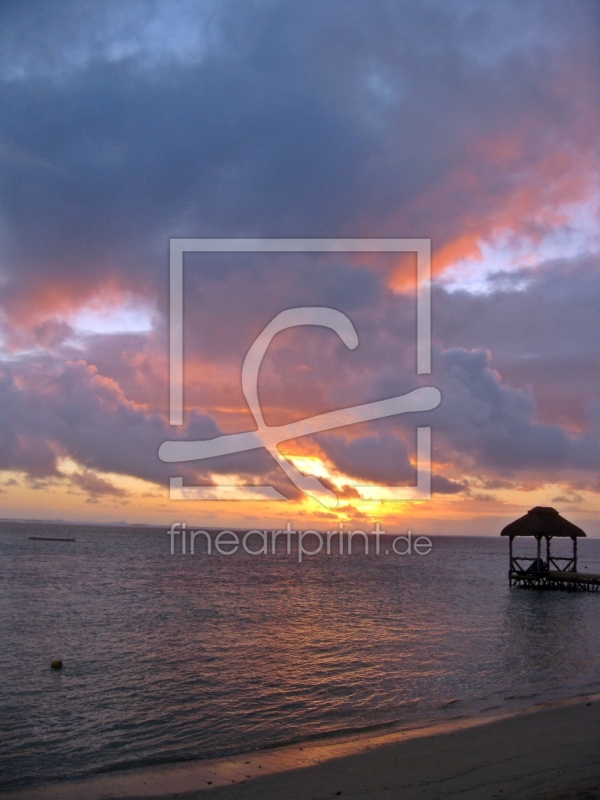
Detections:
[0, 1, 599, 535]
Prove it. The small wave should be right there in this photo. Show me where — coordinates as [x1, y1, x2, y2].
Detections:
[504, 693, 540, 701]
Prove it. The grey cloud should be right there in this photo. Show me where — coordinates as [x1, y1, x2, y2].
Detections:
[432, 347, 597, 474]
[316, 422, 415, 485]
[70, 470, 129, 498]
[431, 475, 468, 495]
[433, 256, 600, 430]
[0, 353, 308, 497]
[0, 0, 598, 325]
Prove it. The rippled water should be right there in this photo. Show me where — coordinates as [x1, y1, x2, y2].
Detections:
[1, 521, 599, 790]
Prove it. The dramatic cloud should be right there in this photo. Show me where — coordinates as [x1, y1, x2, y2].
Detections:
[1, 1, 598, 316]
[0, 0, 598, 522]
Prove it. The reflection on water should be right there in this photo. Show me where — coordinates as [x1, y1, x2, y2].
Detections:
[0, 523, 599, 790]
[501, 590, 598, 689]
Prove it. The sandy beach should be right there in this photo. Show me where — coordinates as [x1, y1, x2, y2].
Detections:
[2, 694, 599, 800]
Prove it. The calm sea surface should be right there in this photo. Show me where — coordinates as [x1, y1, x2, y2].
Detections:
[1, 521, 600, 790]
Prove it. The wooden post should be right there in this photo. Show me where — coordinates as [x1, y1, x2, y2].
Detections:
[509, 535, 513, 579]
[573, 535, 577, 573]
[536, 535, 541, 563]
[546, 535, 550, 572]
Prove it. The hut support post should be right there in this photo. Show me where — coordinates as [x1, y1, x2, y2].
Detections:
[509, 535, 513, 578]
[537, 535, 541, 563]
[573, 535, 577, 573]
[546, 535, 550, 572]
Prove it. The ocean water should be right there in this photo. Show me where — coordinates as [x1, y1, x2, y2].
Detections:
[1, 521, 600, 791]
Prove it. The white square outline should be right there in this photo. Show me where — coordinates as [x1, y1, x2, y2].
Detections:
[168, 239, 433, 502]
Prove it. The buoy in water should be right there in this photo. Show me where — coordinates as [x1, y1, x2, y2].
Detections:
[50, 660, 63, 669]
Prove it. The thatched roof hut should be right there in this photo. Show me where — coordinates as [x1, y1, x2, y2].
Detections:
[501, 506, 586, 538]
[501, 508, 599, 591]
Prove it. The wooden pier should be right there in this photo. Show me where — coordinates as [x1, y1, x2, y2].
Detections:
[502, 507, 600, 592]
[509, 569, 600, 592]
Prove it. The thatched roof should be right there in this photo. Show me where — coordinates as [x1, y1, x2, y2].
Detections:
[500, 507, 586, 538]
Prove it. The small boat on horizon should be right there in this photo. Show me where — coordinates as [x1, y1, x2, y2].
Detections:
[28, 536, 77, 542]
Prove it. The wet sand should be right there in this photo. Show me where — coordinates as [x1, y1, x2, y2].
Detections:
[2, 694, 599, 800]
